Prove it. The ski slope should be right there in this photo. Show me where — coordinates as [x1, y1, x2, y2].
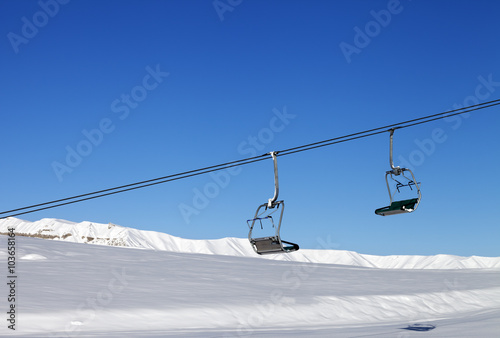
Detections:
[1, 236, 499, 337]
[0, 218, 499, 337]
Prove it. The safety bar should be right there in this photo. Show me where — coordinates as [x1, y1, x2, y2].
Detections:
[385, 168, 422, 208]
[248, 200, 285, 240]
[246, 215, 272, 223]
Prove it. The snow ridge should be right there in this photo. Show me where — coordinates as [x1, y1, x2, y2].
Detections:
[1, 217, 499, 269]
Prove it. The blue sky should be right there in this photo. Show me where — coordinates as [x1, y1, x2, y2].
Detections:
[1, 0, 499, 256]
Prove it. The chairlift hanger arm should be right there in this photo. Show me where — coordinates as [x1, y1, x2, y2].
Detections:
[268, 151, 279, 208]
[389, 128, 403, 175]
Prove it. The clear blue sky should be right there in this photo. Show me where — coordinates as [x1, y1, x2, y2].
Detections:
[1, 0, 499, 256]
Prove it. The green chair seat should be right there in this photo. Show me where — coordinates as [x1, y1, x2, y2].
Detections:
[375, 198, 419, 216]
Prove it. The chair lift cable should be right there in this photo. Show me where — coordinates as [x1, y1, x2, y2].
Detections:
[1, 98, 498, 218]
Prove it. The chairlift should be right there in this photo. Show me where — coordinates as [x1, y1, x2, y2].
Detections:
[375, 129, 422, 216]
[247, 151, 299, 255]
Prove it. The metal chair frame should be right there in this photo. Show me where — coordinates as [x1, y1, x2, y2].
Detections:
[376, 129, 422, 216]
[247, 152, 299, 254]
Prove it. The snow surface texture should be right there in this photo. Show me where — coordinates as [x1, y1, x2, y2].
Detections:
[1, 217, 499, 269]
[0, 218, 499, 337]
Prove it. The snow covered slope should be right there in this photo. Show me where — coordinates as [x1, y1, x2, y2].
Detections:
[0, 236, 499, 337]
[1, 217, 499, 269]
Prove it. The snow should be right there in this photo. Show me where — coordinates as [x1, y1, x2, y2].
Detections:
[19, 253, 47, 260]
[0, 217, 499, 337]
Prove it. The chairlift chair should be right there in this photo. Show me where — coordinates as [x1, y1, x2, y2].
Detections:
[375, 129, 422, 216]
[247, 151, 299, 255]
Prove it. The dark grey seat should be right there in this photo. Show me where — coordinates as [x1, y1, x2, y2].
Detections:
[251, 236, 299, 255]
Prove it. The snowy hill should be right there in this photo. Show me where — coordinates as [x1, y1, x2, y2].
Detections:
[1, 217, 499, 269]
[0, 235, 499, 337]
